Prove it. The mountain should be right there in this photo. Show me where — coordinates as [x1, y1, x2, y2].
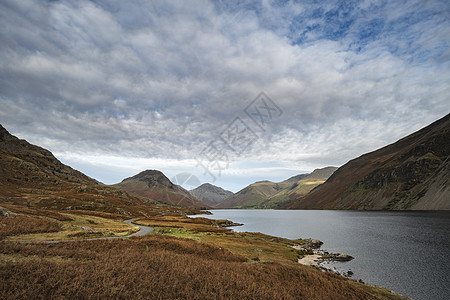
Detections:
[0, 124, 177, 216]
[216, 180, 279, 209]
[0, 125, 97, 189]
[217, 167, 337, 209]
[189, 183, 233, 207]
[285, 114, 450, 210]
[113, 170, 207, 208]
[267, 167, 338, 207]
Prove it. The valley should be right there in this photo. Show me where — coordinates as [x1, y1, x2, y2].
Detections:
[0, 124, 407, 299]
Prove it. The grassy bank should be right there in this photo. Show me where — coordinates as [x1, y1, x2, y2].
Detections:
[0, 210, 406, 299]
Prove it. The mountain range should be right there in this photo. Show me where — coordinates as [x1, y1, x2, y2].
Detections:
[2, 112, 449, 212]
[285, 113, 450, 210]
[0, 124, 199, 216]
[217, 167, 337, 209]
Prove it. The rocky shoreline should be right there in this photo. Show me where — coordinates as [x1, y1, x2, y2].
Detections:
[213, 219, 244, 228]
[294, 241, 354, 277]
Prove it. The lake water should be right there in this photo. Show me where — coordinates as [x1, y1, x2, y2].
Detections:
[194, 210, 450, 300]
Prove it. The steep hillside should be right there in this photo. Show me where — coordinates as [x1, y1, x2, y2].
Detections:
[285, 114, 450, 210]
[217, 167, 337, 209]
[0, 124, 98, 188]
[267, 167, 338, 208]
[216, 181, 280, 209]
[0, 124, 196, 217]
[189, 183, 233, 207]
[113, 170, 207, 208]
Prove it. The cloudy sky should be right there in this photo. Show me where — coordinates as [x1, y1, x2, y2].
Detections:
[0, 0, 449, 192]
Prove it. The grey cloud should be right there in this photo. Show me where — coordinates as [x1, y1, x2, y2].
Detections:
[0, 0, 449, 190]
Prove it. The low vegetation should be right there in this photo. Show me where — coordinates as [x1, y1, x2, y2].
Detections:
[0, 234, 402, 299]
[1, 204, 73, 221]
[0, 207, 138, 242]
[0, 215, 61, 239]
[0, 210, 405, 299]
[135, 215, 322, 265]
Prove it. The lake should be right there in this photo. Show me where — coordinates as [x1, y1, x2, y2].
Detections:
[193, 210, 450, 300]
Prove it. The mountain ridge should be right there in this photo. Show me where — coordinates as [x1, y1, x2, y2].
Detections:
[0, 124, 188, 216]
[284, 114, 450, 210]
[217, 167, 337, 209]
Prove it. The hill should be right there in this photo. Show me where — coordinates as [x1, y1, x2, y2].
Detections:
[113, 170, 207, 208]
[266, 167, 338, 208]
[189, 183, 233, 207]
[0, 124, 195, 217]
[217, 167, 337, 209]
[285, 114, 450, 210]
[216, 180, 280, 209]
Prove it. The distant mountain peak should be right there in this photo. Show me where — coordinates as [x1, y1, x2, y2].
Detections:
[198, 183, 215, 188]
[115, 169, 207, 208]
[308, 166, 338, 178]
[254, 180, 274, 184]
[190, 183, 233, 207]
[131, 170, 170, 181]
[121, 170, 174, 188]
[132, 169, 166, 179]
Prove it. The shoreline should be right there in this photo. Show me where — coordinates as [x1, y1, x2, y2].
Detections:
[296, 247, 355, 278]
[297, 254, 322, 266]
[1, 212, 407, 299]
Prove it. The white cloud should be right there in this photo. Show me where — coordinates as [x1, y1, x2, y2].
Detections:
[0, 0, 448, 191]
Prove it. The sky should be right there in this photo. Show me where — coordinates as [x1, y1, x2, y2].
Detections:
[0, 0, 449, 192]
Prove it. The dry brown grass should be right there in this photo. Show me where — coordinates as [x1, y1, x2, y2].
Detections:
[67, 231, 103, 238]
[0, 207, 139, 242]
[135, 215, 323, 266]
[0, 235, 402, 300]
[61, 209, 127, 220]
[0, 215, 61, 239]
[0, 211, 404, 299]
[136, 215, 231, 233]
[1, 204, 73, 221]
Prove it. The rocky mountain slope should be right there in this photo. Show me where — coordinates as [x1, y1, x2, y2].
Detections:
[113, 170, 207, 208]
[217, 167, 337, 209]
[285, 113, 450, 210]
[0, 124, 198, 216]
[189, 183, 233, 207]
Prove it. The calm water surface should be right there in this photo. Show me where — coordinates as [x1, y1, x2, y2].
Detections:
[195, 210, 450, 300]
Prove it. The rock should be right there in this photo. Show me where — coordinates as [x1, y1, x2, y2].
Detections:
[304, 238, 324, 249]
[78, 226, 94, 232]
[115, 208, 131, 215]
[0, 207, 15, 217]
[321, 253, 354, 262]
[213, 220, 243, 227]
[334, 253, 354, 261]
